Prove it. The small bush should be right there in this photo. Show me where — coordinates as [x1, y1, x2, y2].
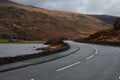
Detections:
[45, 38, 64, 45]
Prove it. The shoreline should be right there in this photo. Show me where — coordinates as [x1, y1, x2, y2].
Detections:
[0, 42, 70, 65]
[0, 39, 45, 44]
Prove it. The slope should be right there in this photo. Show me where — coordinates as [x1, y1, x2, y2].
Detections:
[0, 0, 112, 40]
[86, 18, 120, 42]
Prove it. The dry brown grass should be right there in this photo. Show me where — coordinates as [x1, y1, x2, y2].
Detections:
[0, 0, 112, 40]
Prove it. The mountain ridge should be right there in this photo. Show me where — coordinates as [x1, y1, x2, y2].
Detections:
[89, 15, 117, 25]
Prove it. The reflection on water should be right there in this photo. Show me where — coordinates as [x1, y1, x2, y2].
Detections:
[0, 44, 48, 57]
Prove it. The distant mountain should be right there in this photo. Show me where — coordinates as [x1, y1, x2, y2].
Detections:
[0, 0, 112, 40]
[0, 0, 16, 4]
[0, 0, 10, 2]
[89, 15, 117, 25]
[86, 18, 120, 42]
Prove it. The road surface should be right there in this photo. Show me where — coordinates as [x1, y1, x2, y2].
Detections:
[0, 41, 120, 80]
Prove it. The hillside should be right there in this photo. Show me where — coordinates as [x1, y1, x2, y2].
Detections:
[86, 18, 120, 42]
[89, 15, 117, 25]
[0, 0, 112, 40]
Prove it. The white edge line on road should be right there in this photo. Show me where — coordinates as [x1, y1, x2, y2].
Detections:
[56, 61, 80, 72]
[86, 55, 95, 60]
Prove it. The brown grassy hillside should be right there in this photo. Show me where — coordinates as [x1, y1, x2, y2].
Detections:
[0, 0, 112, 40]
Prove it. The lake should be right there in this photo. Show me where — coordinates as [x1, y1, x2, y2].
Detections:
[0, 44, 48, 57]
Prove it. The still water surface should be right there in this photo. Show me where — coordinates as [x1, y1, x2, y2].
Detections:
[0, 44, 48, 57]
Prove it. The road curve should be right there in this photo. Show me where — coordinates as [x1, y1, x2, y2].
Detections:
[0, 41, 120, 80]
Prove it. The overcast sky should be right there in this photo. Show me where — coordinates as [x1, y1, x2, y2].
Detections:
[11, 0, 120, 16]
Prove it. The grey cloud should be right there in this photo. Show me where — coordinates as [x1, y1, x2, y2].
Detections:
[11, 0, 120, 16]
[79, 0, 120, 16]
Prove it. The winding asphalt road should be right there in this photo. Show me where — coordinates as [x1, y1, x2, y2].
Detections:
[0, 41, 120, 80]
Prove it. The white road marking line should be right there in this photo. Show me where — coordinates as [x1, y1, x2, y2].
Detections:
[86, 55, 94, 60]
[90, 45, 98, 55]
[30, 79, 34, 80]
[119, 76, 120, 79]
[95, 50, 98, 55]
[96, 49, 98, 52]
[95, 52, 98, 54]
[56, 61, 80, 72]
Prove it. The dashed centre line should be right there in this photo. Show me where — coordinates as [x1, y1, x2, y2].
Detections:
[56, 45, 99, 72]
[119, 76, 120, 79]
[86, 55, 95, 60]
[56, 61, 81, 72]
[95, 50, 98, 54]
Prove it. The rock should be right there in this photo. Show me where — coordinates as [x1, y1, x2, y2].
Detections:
[113, 18, 120, 30]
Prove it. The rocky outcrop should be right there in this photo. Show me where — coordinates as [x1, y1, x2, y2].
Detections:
[113, 18, 120, 30]
[83, 18, 120, 42]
